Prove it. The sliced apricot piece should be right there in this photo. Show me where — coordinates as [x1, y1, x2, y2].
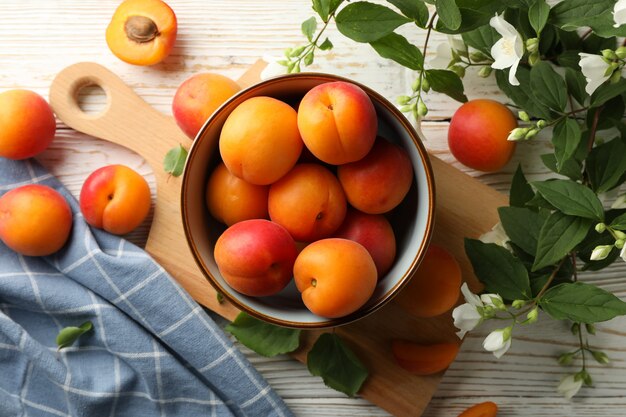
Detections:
[106, 0, 177, 66]
[395, 244, 462, 317]
[458, 401, 498, 417]
[391, 340, 459, 375]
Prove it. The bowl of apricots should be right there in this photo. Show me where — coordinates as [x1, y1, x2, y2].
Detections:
[181, 73, 435, 328]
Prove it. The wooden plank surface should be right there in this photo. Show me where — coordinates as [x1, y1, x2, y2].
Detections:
[1, 1, 625, 416]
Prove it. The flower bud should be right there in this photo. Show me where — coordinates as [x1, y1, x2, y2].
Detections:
[470, 51, 489, 62]
[583, 373, 593, 386]
[604, 61, 619, 77]
[595, 223, 606, 233]
[615, 239, 625, 249]
[529, 51, 540, 66]
[399, 105, 413, 113]
[557, 352, 575, 365]
[525, 128, 539, 139]
[592, 350, 610, 364]
[610, 69, 623, 84]
[304, 51, 314, 66]
[421, 78, 430, 93]
[526, 38, 539, 53]
[615, 230, 626, 240]
[585, 323, 596, 335]
[616, 46, 626, 60]
[290, 46, 306, 57]
[411, 77, 421, 92]
[602, 49, 618, 60]
[571, 323, 580, 335]
[512, 299, 527, 309]
[590, 245, 613, 261]
[417, 100, 428, 117]
[507, 127, 528, 141]
[536, 119, 547, 129]
[396, 95, 412, 105]
[525, 307, 539, 324]
[478, 66, 492, 78]
[284, 47, 293, 57]
[450, 65, 466, 78]
[518, 111, 530, 122]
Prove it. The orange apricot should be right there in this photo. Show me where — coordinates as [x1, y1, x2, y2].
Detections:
[395, 244, 462, 318]
[206, 162, 269, 226]
[448, 99, 517, 172]
[458, 401, 499, 417]
[106, 0, 177, 66]
[0, 185, 72, 256]
[219, 96, 303, 185]
[391, 340, 460, 375]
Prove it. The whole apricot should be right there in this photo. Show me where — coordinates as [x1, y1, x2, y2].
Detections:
[0, 90, 56, 160]
[458, 401, 499, 417]
[448, 99, 517, 172]
[269, 164, 347, 242]
[0, 185, 72, 256]
[220, 96, 303, 185]
[80, 165, 151, 235]
[297, 81, 377, 165]
[391, 340, 460, 375]
[106, 0, 177, 66]
[206, 162, 269, 226]
[172, 73, 241, 139]
[337, 137, 413, 214]
[395, 244, 462, 318]
[334, 208, 396, 278]
[214, 219, 298, 297]
[293, 238, 377, 318]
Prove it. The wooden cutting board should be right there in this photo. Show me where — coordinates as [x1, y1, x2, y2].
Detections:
[49, 61, 508, 417]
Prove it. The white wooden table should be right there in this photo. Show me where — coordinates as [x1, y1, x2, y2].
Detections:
[2, 1, 625, 416]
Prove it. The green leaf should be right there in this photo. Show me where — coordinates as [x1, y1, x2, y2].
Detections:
[301, 16, 317, 41]
[387, 0, 429, 27]
[586, 138, 626, 193]
[530, 61, 568, 112]
[540, 282, 626, 323]
[532, 179, 604, 221]
[56, 321, 93, 350]
[319, 38, 333, 51]
[307, 333, 369, 397]
[550, 0, 614, 30]
[424, 69, 468, 102]
[464, 239, 532, 300]
[557, 49, 584, 69]
[540, 153, 582, 181]
[590, 78, 626, 107]
[495, 67, 552, 120]
[499, 207, 549, 256]
[163, 144, 188, 177]
[462, 24, 497, 56]
[611, 213, 626, 231]
[225, 312, 301, 357]
[526, 192, 556, 211]
[369, 32, 424, 71]
[510, 165, 535, 208]
[552, 118, 582, 170]
[564, 67, 588, 106]
[529, 0, 550, 34]
[335, 1, 411, 43]
[533, 212, 592, 271]
[436, 0, 462, 31]
[312, 0, 343, 22]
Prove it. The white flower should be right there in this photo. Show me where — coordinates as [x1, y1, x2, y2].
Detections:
[578, 53, 611, 95]
[260, 55, 288, 80]
[489, 13, 524, 86]
[483, 327, 512, 358]
[557, 374, 583, 399]
[429, 42, 454, 69]
[452, 283, 483, 339]
[479, 222, 510, 249]
[621, 245, 626, 263]
[590, 245, 613, 261]
[614, 0, 626, 28]
[612, 193, 626, 209]
[481, 293, 504, 309]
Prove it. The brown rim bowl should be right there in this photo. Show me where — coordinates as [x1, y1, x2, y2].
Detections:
[181, 73, 435, 328]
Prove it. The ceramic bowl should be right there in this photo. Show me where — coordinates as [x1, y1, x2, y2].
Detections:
[181, 73, 435, 328]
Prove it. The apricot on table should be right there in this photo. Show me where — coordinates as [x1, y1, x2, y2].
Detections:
[0, 90, 56, 160]
[395, 244, 462, 318]
[206, 162, 269, 226]
[80, 165, 151, 235]
[106, 0, 177, 66]
[220, 96, 303, 185]
[458, 401, 499, 417]
[214, 219, 298, 297]
[297, 81, 377, 165]
[334, 208, 396, 278]
[172, 73, 241, 139]
[338, 137, 413, 214]
[293, 238, 377, 318]
[269, 164, 347, 242]
[0, 185, 72, 256]
[448, 99, 517, 172]
[391, 340, 460, 375]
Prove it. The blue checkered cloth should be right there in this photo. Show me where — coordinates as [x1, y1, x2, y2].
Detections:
[0, 158, 293, 417]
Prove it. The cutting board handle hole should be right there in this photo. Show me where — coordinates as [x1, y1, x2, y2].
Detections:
[75, 82, 107, 116]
